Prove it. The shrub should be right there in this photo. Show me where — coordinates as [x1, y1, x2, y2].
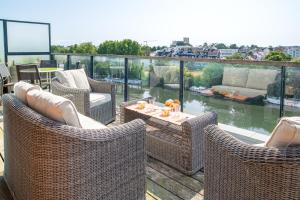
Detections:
[292, 57, 300, 62]
[196, 63, 224, 87]
[94, 61, 110, 78]
[264, 51, 291, 61]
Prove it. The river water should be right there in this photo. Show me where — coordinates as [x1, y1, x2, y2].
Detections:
[119, 87, 300, 135]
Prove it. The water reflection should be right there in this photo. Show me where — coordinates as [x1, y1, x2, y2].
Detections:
[126, 86, 300, 135]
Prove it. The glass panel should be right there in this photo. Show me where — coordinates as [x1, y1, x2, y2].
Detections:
[0, 21, 4, 63]
[283, 66, 300, 117]
[93, 56, 125, 106]
[53, 55, 68, 69]
[7, 55, 50, 82]
[7, 22, 49, 52]
[128, 58, 180, 107]
[184, 62, 281, 135]
[7, 55, 49, 66]
[70, 55, 90, 72]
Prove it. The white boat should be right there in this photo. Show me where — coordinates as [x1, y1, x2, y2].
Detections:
[266, 97, 300, 108]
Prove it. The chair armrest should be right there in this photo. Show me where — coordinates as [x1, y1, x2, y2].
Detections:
[62, 94, 75, 103]
[88, 78, 116, 94]
[88, 78, 117, 119]
[182, 112, 218, 141]
[51, 79, 90, 115]
[203, 125, 300, 200]
[204, 125, 300, 164]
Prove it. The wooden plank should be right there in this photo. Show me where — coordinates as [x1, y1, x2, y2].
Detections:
[0, 158, 12, 200]
[147, 179, 180, 200]
[146, 192, 157, 200]
[146, 166, 203, 200]
[0, 124, 4, 159]
[148, 157, 204, 195]
[192, 171, 204, 183]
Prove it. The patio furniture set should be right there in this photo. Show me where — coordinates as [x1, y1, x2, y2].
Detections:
[1, 64, 300, 199]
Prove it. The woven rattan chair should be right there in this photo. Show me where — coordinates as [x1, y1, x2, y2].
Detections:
[203, 125, 300, 200]
[0, 63, 14, 97]
[3, 94, 146, 200]
[51, 77, 116, 125]
[16, 64, 50, 90]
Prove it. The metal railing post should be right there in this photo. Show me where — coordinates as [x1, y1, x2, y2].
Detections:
[89, 55, 94, 78]
[124, 57, 129, 101]
[279, 66, 286, 118]
[3, 21, 8, 65]
[66, 55, 71, 70]
[179, 60, 184, 112]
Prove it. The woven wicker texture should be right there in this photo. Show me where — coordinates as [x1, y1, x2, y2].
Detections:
[120, 98, 217, 175]
[204, 125, 300, 200]
[51, 77, 116, 124]
[3, 94, 146, 200]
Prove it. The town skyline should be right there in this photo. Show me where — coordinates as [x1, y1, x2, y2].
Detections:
[1, 0, 299, 47]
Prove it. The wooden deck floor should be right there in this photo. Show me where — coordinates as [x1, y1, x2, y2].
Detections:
[0, 122, 204, 200]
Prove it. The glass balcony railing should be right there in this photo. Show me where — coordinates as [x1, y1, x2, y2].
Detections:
[52, 53, 300, 135]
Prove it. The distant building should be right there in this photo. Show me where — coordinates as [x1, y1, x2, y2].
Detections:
[207, 49, 220, 58]
[219, 49, 238, 59]
[171, 37, 192, 47]
[285, 47, 300, 58]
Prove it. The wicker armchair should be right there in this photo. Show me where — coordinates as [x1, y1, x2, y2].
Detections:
[3, 94, 146, 200]
[51, 77, 116, 124]
[204, 125, 300, 200]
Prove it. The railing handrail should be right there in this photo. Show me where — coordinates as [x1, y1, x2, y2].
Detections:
[51, 52, 300, 67]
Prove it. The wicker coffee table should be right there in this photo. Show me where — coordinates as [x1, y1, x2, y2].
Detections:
[120, 98, 217, 175]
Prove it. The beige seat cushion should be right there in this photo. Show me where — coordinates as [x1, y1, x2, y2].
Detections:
[78, 113, 107, 129]
[222, 67, 249, 87]
[26, 90, 81, 127]
[246, 69, 278, 90]
[14, 81, 41, 104]
[56, 69, 91, 91]
[266, 117, 300, 148]
[90, 93, 111, 107]
[212, 85, 266, 98]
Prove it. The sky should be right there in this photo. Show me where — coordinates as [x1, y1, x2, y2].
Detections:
[0, 0, 299, 47]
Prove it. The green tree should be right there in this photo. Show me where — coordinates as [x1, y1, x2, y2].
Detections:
[292, 57, 300, 62]
[225, 53, 243, 60]
[229, 44, 238, 49]
[98, 39, 142, 55]
[69, 42, 97, 54]
[51, 45, 68, 53]
[196, 63, 224, 87]
[140, 45, 152, 56]
[116, 39, 141, 55]
[264, 51, 291, 61]
[215, 43, 227, 49]
[250, 44, 259, 49]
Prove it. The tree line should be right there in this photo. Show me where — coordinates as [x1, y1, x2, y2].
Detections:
[51, 39, 166, 56]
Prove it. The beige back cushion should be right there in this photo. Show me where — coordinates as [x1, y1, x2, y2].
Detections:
[69, 69, 91, 91]
[55, 70, 77, 88]
[56, 69, 91, 91]
[266, 117, 300, 148]
[26, 90, 82, 127]
[246, 69, 278, 90]
[222, 67, 249, 87]
[14, 81, 42, 104]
